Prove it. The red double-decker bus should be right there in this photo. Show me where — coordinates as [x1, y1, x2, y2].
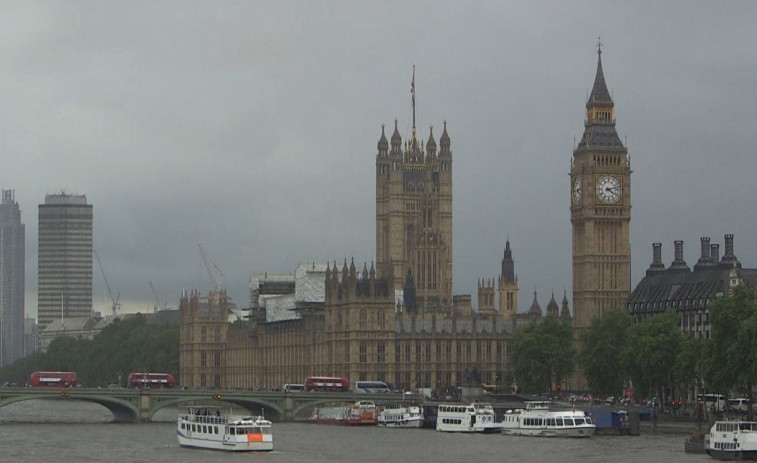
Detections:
[304, 376, 350, 392]
[127, 372, 175, 389]
[30, 371, 78, 388]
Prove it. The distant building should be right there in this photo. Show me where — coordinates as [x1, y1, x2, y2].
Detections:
[180, 111, 565, 391]
[38, 317, 103, 352]
[23, 317, 37, 356]
[37, 193, 93, 338]
[38, 310, 180, 352]
[0, 190, 25, 366]
[627, 236, 757, 338]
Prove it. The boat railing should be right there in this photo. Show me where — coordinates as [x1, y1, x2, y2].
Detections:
[179, 414, 230, 425]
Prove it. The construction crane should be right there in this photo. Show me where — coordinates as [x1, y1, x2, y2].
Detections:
[198, 243, 223, 292]
[94, 249, 120, 317]
[149, 280, 167, 312]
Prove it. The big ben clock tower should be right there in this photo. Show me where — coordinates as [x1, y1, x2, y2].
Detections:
[571, 42, 631, 332]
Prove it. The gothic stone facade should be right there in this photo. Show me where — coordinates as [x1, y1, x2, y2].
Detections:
[180, 262, 523, 391]
[571, 47, 631, 332]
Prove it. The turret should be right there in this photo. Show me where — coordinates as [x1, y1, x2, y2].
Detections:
[377, 123, 389, 157]
[501, 240, 515, 283]
[439, 120, 451, 157]
[425, 124, 437, 161]
[390, 119, 402, 156]
[528, 291, 542, 319]
[560, 289, 571, 321]
[546, 292, 559, 318]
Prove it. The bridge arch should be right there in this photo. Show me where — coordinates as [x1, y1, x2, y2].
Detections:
[148, 395, 285, 422]
[0, 392, 140, 422]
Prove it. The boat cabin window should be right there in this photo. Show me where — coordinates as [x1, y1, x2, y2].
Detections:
[564, 418, 574, 426]
[574, 417, 585, 425]
[555, 418, 563, 426]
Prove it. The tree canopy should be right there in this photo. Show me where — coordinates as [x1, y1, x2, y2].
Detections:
[579, 307, 631, 398]
[511, 316, 575, 394]
[0, 314, 179, 387]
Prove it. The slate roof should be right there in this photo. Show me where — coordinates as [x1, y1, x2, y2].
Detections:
[627, 267, 728, 314]
[576, 124, 625, 150]
[589, 51, 613, 104]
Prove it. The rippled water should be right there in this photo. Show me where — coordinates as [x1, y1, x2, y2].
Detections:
[0, 401, 707, 463]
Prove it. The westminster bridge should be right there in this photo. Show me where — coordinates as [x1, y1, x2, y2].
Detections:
[0, 388, 407, 423]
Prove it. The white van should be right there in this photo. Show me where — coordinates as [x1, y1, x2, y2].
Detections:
[283, 383, 304, 393]
[728, 398, 749, 414]
[699, 394, 726, 412]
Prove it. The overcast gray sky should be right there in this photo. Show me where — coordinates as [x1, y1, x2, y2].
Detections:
[2, 1, 756, 318]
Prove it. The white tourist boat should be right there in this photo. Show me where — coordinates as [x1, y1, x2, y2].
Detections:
[707, 420, 757, 460]
[378, 404, 424, 428]
[501, 401, 595, 437]
[436, 402, 502, 433]
[177, 406, 273, 451]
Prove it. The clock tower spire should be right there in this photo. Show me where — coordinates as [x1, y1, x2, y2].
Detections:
[570, 41, 631, 333]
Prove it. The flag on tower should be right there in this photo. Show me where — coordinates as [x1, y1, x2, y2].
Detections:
[411, 67, 415, 105]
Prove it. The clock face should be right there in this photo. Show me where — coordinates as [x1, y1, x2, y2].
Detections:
[596, 175, 621, 203]
[572, 177, 582, 204]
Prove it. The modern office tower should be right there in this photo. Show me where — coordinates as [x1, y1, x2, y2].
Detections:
[0, 190, 25, 366]
[38, 193, 93, 334]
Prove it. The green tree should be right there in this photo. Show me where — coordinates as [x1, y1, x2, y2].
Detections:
[579, 307, 631, 398]
[673, 332, 705, 396]
[511, 317, 576, 394]
[707, 285, 757, 413]
[621, 308, 681, 401]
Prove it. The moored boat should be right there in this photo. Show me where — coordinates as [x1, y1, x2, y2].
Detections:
[501, 401, 595, 437]
[177, 406, 273, 451]
[378, 404, 424, 428]
[685, 431, 707, 454]
[707, 420, 757, 460]
[312, 401, 378, 425]
[436, 402, 502, 433]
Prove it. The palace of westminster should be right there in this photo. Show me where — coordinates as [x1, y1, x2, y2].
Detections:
[179, 47, 755, 391]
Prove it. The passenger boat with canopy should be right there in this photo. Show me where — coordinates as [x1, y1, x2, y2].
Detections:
[177, 406, 273, 451]
[707, 420, 757, 460]
[378, 404, 424, 428]
[501, 401, 595, 437]
[436, 402, 502, 433]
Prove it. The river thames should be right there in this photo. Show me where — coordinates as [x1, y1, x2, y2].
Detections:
[0, 400, 708, 463]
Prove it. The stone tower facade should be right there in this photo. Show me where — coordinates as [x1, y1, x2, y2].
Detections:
[570, 45, 631, 331]
[497, 240, 518, 317]
[477, 279, 496, 315]
[375, 119, 453, 312]
[179, 290, 229, 389]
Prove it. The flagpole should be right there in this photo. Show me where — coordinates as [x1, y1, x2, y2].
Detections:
[411, 64, 416, 131]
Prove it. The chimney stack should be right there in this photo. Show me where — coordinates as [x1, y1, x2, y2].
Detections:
[710, 243, 720, 263]
[668, 240, 690, 273]
[720, 234, 741, 268]
[646, 242, 666, 276]
[694, 237, 715, 271]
